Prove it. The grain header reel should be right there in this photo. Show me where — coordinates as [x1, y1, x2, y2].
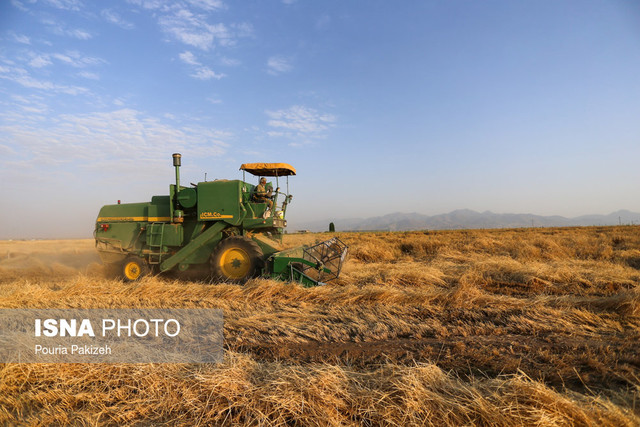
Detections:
[94, 154, 348, 287]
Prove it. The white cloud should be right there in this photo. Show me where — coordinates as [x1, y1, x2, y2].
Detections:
[0, 108, 230, 177]
[9, 94, 49, 115]
[266, 105, 335, 133]
[0, 65, 89, 95]
[179, 51, 200, 65]
[10, 0, 29, 12]
[191, 66, 224, 80]
[77, 71, 99, 80]
[101, 9, 135, 29]
[266, 131, 285, 137]
[128, 0, 224, 12]
[265, 105, 336, 143]
[42, 19, 93, 39]
[231, 22, 253, 38]
[12, 50, 104, 84]
[20, 105, 48, 114]
[11, 33, 31, 44]
[126, 0, 172, 12]
[178, 52, 224, 80]
[51, 51, 104, 67]
[186, 0, 225, 11]
[29, 55, 52, 68]
[44, 0, 83, 11]
[0, 144, 16, 156]
[19, 50, 103, 70]
[11, 94, 42, 104]
[151, 5, 252, 51]
[68, 29, 92, 39]
[159, 9, 230, 50]
[125, 0, 252, 84]
[220, 56, 240, 67]
[267, 55, 293, 76]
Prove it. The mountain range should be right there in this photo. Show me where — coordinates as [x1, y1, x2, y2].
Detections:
[289, 209, 640, 232]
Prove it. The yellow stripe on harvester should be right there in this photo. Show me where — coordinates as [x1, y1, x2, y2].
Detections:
[200, 212, 234, 219]
[96, 217, 172, 222]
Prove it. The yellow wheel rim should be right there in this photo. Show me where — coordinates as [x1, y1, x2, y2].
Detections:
[124, 261, 141, 280]
[218, 247, 251, 279]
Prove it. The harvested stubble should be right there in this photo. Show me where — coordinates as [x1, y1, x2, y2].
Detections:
[1, 226, 639, 425]
[0, 355, 636, 426]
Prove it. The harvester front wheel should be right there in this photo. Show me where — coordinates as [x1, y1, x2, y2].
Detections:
[122, 256, 150, 282]
[211, 236, 263, 283]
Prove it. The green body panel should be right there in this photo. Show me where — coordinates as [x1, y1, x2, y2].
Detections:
[159, 221, 227, 272]
[147, 223, 183, 247]
[95, 200, 171, 264]
[98, 202, 156, 221]
[267, 253, 323, 288]
[177, 188, 197, 208]
[197, 180, 243, 222]
[149, 197, 171, 219]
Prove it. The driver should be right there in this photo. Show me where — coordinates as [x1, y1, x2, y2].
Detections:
[253, 177, 279, 209]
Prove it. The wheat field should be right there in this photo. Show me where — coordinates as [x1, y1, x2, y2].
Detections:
[0, 226, 639, 425]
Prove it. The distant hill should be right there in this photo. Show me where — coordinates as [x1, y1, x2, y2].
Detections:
[289, 209, 640, 232]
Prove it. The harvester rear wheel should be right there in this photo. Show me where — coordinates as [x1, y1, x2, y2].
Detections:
[211, 236, 263, 283]
[121, 256, 150, 282]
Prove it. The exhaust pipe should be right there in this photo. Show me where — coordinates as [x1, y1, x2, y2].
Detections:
[172, 153, 181, 193]
[172, 153, 183, 223]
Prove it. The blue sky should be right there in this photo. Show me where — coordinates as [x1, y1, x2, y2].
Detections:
[1, 0, 639, 238]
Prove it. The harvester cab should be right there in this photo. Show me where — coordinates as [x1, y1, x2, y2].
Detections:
[239, 162, 295, 221]
[94, 154, 348, 287]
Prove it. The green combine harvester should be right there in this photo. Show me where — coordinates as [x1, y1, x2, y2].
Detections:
[94, 154, 348, 287]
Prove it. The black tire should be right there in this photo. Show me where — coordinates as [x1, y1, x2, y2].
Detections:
[121, 256, 150, 282]
[210, 236, 263, 283]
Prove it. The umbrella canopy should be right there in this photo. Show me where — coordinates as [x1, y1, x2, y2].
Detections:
[240, 163, 296, 176]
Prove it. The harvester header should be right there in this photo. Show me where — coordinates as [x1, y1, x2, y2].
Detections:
[94, 154, 347, 287]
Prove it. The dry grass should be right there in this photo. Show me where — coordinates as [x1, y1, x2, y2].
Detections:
[1, 226, 639, 425]
[1, 356, 635, 426]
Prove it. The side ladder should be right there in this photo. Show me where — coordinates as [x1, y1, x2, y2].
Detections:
[146, 223, 165, 265]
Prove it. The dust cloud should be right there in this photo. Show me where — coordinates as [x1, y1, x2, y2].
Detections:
[0, 239, 102, 282]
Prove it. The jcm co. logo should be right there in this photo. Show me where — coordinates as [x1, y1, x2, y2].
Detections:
[200, 211, 233, 219]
